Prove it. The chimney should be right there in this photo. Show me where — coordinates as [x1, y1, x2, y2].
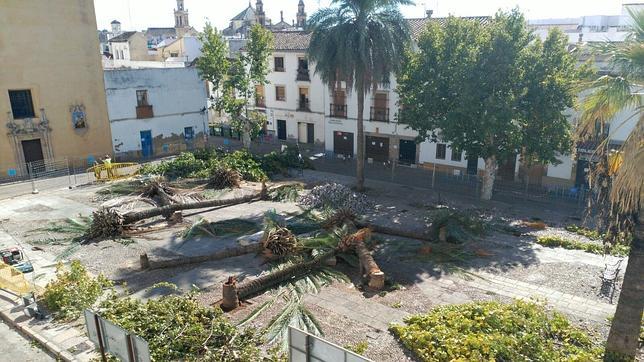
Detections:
[426, 9, 433, 18]
[280, 11, 284, 23]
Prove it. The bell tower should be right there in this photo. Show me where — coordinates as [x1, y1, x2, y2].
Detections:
[174, 0, 189, 30]
[256, 0, 266, 26]
[297, 0, 307, 28]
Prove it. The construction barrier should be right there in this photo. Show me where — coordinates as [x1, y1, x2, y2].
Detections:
[0, 263, 32, 295]
[87, 163, 140, 182]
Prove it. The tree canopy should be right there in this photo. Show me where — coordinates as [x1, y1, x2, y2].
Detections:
[398, 10, 583, 198]
[197, 23, 274, 147]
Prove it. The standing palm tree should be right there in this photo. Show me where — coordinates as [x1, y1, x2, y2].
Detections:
[308, 0, 412, 191]
[579, 9, 643, 359]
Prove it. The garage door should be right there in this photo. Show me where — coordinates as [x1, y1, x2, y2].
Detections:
[365, 136, 389, 162]
[333, 131, 354, 157]
[399, 139, 416, 164]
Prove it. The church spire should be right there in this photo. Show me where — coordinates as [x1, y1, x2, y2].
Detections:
[256, 0, 266, 26]
[297, 0, 307, 28]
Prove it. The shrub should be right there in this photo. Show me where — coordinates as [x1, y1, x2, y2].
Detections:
[42, 260, 113, 320]
[536, 236, 629, 256]
[390, 300, 602, 362]
[298, 183, 371, 214]
[220, 150, 268, 182]
[208, 166, 242, 189]
[565, 225, 603, 240]
[98, 292, 261, 361]
[344, 341, 368, 355]
[139, 152, 207, 179]
[260, 146, 314, 176]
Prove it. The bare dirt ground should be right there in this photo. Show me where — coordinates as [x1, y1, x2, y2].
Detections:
[0, 170, 624, 361]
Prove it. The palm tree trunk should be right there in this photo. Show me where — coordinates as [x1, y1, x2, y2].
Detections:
[122, 191, 261, 224]
[353, 238, 384, 289]
[481, 156, 497, 200]
[356, 82, 366, 192]
[605, 207, 644, 359]
[355, 221, 434, 242]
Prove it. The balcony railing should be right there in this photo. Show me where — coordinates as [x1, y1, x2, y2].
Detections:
[296, 68, 310, 81]
[330, 104, 347, 118]
[255, 96, 266, 108]
[298, 99, 310, 112]
[136, 105, 154, 119]
[370, 106, 389, 122]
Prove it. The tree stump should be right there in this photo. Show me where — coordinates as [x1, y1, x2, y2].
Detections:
[222, 276, 239, 311]
[139, 253, 150, 270]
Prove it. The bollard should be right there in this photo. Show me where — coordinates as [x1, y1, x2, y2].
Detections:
[140, 253, 150, 270]
[28, 163, 38, 194]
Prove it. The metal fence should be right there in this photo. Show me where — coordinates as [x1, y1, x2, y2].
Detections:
[289, 326, 372, 362]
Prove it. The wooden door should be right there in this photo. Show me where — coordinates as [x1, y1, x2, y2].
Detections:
[365, 136, 389, 162]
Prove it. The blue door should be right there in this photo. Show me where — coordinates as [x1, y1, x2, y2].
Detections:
[140, 130, 153, 158]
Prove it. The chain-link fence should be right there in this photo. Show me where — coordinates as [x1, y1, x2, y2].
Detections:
[312, 152, 586, 208]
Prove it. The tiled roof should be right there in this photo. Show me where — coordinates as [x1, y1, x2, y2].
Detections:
[108, 31, 137, 42]
[272, 31, 311, 51]
[270, 16, 491, 50]
[407, 16, 491, 40]
[146, 27, 177, 38]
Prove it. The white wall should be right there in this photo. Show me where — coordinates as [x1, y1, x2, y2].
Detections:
[547, 153, 574, 179]
[262, 51, 326, 144]
[104, 67, 207, 153]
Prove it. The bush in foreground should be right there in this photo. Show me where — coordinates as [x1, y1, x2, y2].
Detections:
[98, 292, 262, 361]
[390, 300, 602, 362]
[42, 260, 113, 321]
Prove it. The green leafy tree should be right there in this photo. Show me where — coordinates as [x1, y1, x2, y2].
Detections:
[308, 0, 412, 191]
[197, 23, 273, 148]
[578, 9, 643, 359]
[398, 10, 581, 200]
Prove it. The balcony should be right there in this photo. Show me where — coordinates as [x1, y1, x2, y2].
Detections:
[255, 96, 266, 108]
[370, 107, 389, 122]
[298, 99, 310, 112]
[296, 68, 310, 82]
[330, 104, 347, 118]
[136, 105, 154, 119]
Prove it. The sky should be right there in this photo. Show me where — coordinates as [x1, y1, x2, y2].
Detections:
[94, 0, 627, 32]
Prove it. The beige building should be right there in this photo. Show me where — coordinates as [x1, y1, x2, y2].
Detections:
[0, 0, 113, 175]
[110, 32, 155, 62]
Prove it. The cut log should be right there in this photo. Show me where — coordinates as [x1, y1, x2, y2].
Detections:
[122, 190, 262, 225]
[355, 221, 435, 242]
[236, 249, 336, 300]
[222, 277, 239, 311]
[145, 243, 262, 270]
[353, 236, 385, 290]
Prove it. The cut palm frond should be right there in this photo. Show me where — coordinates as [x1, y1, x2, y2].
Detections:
[269, 183, 304, 202]
[181, 218, 260, 240]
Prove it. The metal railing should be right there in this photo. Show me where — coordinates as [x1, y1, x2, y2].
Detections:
[255, 96, 266, 108]
[298, 99, 310, 112]
[296, 68, 310, 81]
[136, 105, 154, 119]
[330, 104, 347, 118]
[370, 106, 389, 122]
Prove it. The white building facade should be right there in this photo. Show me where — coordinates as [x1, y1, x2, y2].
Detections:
[104, 67, 208, 158]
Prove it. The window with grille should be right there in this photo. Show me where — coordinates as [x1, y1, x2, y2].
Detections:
[136, 90, 149, 106]
[8, 90, 35, 119]
[275, 86, 286, 101]
[436, 143, 446, 160]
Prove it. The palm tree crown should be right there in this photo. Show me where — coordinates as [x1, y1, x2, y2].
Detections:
[308, 0, 412, 94]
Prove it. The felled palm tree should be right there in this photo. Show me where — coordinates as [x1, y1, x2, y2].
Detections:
[578, 9, 643, 359]
[307, 0, 412, 191]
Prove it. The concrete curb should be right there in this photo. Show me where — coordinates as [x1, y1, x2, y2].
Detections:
[0, 305, 77, 361]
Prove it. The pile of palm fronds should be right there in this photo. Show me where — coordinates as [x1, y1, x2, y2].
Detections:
[141, 177, 204, 205]
[269, 183, 304, 202]
[85, 208, 125, 240]
[262, 225, 298, 258]
[238, 264, 349, 351]
[429, 208, 487, 243]
[208, 166, 242, 190]
[322, 208, 357, 229]
[181, 218, 259, 240]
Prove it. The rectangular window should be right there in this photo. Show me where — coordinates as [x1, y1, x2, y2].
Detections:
[184, 127, 194, 141]
[436, 143, 446, 160]
[298, 57, 308, 70]
[274, 56, 285, 72]
[275, 86, 286, 101]
[8, 90, 35, 119]
[451, 147, 462, 162]
[136, 90, 149, 106]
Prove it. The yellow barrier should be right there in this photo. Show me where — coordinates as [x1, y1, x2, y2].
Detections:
[87, 163, 140, 182]
[0, 263, 32, 295]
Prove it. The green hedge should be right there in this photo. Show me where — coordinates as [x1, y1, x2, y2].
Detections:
[390, 300, 602, 362]
[536, 236, 629, 256]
